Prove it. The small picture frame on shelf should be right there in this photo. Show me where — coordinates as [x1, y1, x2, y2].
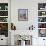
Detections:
[38, 17, 46, 22]
[18, 9, 28, 21]
[0, 17, 8, 22]
[0, 11, 8, 16]
[38, 11, 46, 16]
[38, 23, 46, 28]
[38, 3, 46, 10]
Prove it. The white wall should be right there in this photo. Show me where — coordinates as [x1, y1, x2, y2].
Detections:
[11, 0, 38, 45]
[11, 0, 46, 30]
[11, 0, 38, 30]
[11, 0, 46, 46]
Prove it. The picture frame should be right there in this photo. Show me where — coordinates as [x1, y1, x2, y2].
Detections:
[18, 9, 28, 21]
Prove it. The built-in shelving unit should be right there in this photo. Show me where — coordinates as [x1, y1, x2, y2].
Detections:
[38, 3, 46, 37]
[0, 3, 8, 37]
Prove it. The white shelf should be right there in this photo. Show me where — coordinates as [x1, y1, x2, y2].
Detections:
[0, 10, 8, 11]
[38, 16, 46, 17]
[38, 22, 46, 23]
[0, 22, 8, 23]
[0, 16, 8, 17]
[38, 28, 46, 29]
[38, 10, 46, 11]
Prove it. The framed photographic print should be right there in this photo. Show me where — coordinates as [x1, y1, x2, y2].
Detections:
[18, 9, 28, 21]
